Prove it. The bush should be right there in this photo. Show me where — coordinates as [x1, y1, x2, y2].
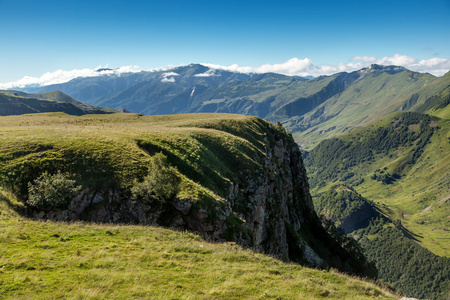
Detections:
[131, 153, 180, 202]
[27, 171, 82, 209]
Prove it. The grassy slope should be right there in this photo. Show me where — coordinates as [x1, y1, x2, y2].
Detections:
[0, 113, 284, 198]
[306, 111, 450, 257]
[0, 193, 397, 299]
[0, 112, 277, 203]
[291, 70, 437, 149]
[0, 91, 117, 116]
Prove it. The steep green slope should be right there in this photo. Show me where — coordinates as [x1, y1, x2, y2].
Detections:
[313, 185, 380, 233]
[0, 112, 374, 277]
[0, 195, 397, 299]
[305, 111, 450, 256]
[416, 82, 450, 119]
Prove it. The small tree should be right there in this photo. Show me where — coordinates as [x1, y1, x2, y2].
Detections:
[131, 153, 180, 202]
[27, 171, 82, 209]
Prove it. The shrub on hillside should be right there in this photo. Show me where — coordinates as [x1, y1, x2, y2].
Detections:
[131, 153, 180, 202]
[27, 171, 82, 209]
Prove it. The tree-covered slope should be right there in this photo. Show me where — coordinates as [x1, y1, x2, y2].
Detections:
[313, 185, 380, 233]
[356, 217, 450, 300]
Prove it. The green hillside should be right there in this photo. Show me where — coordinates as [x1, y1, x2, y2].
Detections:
[305, 111, 450, 256]
[0, 196, 396, 299]
[0, 112, 267, 206]
[416, 82, 450, 119]
[0, 91, 116, 116]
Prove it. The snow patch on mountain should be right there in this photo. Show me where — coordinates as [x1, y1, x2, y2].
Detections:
[161, 72, 179, 83]
[194, 68, 220, 77]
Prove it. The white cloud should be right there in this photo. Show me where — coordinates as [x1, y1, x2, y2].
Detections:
[376, 54, 417, 66]
[203, 58, 365, 77]
[162, 72, 179, 77]
[205, 54, 449, 77]
[202, 58, 315, 76]
[0, 65, 143, 89]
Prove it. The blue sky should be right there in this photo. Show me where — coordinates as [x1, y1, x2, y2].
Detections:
[1, 0, 449, 85]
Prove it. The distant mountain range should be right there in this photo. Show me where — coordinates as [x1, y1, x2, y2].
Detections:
[15, 64, 450, 148]
[15, 63, 450, 149]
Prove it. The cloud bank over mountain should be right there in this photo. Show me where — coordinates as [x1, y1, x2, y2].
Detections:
[1, 54, 449, 89]
[0, 66, 143, 89]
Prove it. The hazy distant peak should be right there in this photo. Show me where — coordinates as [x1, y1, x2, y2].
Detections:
[358, 64, 408, 77]
[95, 67, 115, 72]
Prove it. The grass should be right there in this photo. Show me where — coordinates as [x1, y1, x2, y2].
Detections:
[0, 112, 295, 252]
[0, 196, 398, 299]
